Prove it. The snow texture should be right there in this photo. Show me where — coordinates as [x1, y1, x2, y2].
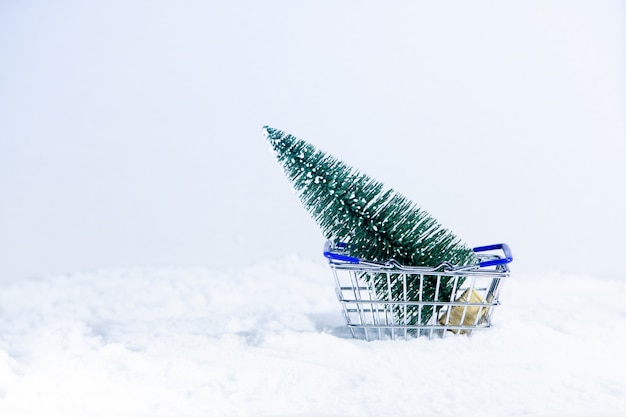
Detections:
[1, 257, 625, 417]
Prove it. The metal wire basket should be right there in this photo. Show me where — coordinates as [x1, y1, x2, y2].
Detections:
[324, 241, 513, 340]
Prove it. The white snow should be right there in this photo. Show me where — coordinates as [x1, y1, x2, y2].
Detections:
[1, 257, 625, 417]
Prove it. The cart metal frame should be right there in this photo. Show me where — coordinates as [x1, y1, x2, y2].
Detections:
[324, 241, 513, 340]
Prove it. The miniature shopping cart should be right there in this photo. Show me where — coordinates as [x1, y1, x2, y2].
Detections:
[324, 241, 513, 340]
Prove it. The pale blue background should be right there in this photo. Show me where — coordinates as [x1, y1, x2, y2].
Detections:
[1, 1, 624, 280]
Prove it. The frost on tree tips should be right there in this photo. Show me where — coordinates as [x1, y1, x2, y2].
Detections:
[263, 126, 478, 325]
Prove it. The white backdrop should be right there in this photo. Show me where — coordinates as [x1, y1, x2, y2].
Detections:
[1, 0, 624, 281]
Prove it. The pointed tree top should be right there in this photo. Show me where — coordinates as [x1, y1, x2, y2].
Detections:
[263, 126, 281, 142]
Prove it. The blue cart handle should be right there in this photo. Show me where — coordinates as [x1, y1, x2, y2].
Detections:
[473, 243, 513, 267]
[323, 241, 360, 263]
[324, 241, 513, 268]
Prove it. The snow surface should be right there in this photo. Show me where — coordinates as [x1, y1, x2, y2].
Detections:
[1, 257, 625, 417]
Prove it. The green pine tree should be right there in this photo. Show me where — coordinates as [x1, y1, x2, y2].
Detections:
[264, 126, 477, 325]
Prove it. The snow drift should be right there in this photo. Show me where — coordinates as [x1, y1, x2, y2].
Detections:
[0, 256, 625, 417]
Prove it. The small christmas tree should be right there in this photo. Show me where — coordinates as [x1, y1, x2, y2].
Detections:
[264, 126, 477, 324]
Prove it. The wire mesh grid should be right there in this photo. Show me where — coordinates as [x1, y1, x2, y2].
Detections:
[325, 242, 511, 340]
